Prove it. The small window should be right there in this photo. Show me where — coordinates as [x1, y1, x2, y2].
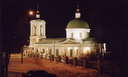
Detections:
[80, 32, 82, 38]
[70, 49, 73, 57]
[40, 25, 43, 36]
[71, 33, 73, 38]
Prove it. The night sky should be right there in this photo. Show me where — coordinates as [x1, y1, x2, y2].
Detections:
[1, 0, 128, 60]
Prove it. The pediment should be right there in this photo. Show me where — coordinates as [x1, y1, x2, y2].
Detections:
[62, 39, 79, 44]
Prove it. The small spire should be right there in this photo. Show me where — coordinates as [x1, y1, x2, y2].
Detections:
[37, 3, 39, 13]
[36, 3, 40, 19]
[75, 5, 81, 18]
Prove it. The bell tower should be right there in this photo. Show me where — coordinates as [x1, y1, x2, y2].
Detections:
[29, 5, 46, 45]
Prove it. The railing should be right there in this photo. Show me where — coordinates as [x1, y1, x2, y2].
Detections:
[23, 53, 127, 77]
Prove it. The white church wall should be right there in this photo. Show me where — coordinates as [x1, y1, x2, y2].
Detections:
[31, 42, 100, 59]
[66, 29, 90, 39]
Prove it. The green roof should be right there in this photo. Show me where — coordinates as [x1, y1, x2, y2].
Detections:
[66, 18, 90, 29]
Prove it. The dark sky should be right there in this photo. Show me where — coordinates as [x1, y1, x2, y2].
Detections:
[1, 0, 128, 58]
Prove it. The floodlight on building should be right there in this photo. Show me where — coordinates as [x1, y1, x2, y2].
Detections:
[83, 47, 90, 54]
[38, 49, 40, 51]
[68, 47, 71, 50]
[74, 47, 78, 50]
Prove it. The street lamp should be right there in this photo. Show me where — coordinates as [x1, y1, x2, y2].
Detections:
[28, 10, 34, 16]
[21, 10, 35, 64]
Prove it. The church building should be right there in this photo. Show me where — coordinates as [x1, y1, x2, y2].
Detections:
[23, 5, 106, 59]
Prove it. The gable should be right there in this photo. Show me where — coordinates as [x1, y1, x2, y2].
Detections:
[62, 39, 79, 44]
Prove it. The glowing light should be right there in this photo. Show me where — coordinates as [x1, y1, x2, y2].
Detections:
[43, 54, 46, 55]
[68, 47, 71, 50]
[38, 49, 40, 51]
[83, 47, 90, 54]
[29, 11, 34, 16]
[75, 13, 81, 18]
[74, 47, 78, 50]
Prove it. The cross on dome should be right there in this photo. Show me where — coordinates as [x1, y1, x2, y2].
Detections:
[75, 5, 81, 18]
[36, 3, 40, 19]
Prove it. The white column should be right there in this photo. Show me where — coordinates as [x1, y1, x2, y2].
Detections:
[38, 26, 40, 36]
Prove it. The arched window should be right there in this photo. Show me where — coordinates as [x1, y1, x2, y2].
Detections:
[40, 25, 43, 36]
[40, 26, 42, 36]
[33, 26, 36, 35]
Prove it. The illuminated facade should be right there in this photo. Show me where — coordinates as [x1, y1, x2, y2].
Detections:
[23, 6, 106, 59]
